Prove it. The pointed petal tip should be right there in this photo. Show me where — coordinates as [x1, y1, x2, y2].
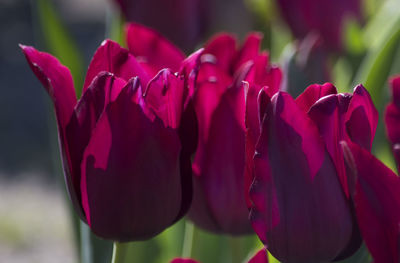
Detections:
[353, 84, 368, 94]
[18, 43, 29, 51]
[100, 38, 116, 47]
[247, 31, 264, 41]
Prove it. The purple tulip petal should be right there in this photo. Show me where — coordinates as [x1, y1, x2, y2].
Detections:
[385, 76, 400, 171]
[295, 83, 337, 113]
[190, 81, 252, 234]
[203, 33, 237, 73]
[234, 32, 263, 72]
[83, 39, 150, 92]
[192, 62, 231, 176]
[178, 48, 204, 108]
[66, 72, 127, 218]
[345, 85, 378, 151]
[170, 259, 199, 263]
[80, 81, 182, 241]
[251, 53, 282, 93]
[20, 45, 76, 129]
[249, 90, 278, 242]
[244, 86, 271, 207]
[126, 23, 185, 74]
[143, 69, 195, 223]
[251, 92, 352, 262]
[248, 247, 269, 263]
[174, 50, 204, 222]
[20, 45, 83, 216]
[343, 142, 400, 263]
[144, 69, 185, 129]
[308, 94, 350, 197]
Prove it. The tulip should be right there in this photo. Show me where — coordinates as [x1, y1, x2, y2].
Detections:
[188, 32, 282, 235]
[245, 82, 400, 262]
[385, 75, 400, 172]
[112, 0, 207, 52]
[20, 24, 202, 241]
[341, 141, 400, 263]
[275, 0, 363, 51]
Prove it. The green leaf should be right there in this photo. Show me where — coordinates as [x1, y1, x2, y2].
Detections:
[36, 0, 84, 97]
[353, 0, 400, 107]
[267, 251, 280, 263]
[111, 240, 161, 263]
[342, 18, 365, 55]
[356, 27, 400, 106]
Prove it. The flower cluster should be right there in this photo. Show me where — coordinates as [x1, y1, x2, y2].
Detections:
[21, 21, 400, 263]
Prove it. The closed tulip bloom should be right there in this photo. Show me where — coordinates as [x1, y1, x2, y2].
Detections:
[385, 75, 400, 172]
[188, 32, 282, 235]
[113, 0, 207, 52]
[275, 0, 363, 51]
[20, 26, 201, 241]
[245, 82, 399, 262]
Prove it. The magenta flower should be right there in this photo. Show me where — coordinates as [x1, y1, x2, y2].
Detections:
[188, 32, 282, 235]
[170, 259, 199, 263]
[385, 75, 400, 171]
[342, 141, 400, 263]
[20, 24, 202, 241]
[113, 0, 207, 52]
[246, 83, 400, 262]
[276, 0, 363, 51]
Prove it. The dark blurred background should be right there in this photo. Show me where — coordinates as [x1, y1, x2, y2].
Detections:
[0, 0, 111, 261]
[0, 0, 108, 177]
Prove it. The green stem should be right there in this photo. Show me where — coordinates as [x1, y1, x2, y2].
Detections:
[112, 242, 128, 263]
[229, 237, 243, 263]
[182, 220, 196, 258]
[80, 222, 93, 263]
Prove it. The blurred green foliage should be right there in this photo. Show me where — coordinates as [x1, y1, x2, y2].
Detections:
[36, 0, 84, 97]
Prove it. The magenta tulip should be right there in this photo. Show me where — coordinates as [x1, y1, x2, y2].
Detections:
[170, 259, 199, 263]
[276, 0, 363, 51]
[342, 141, 400, 263]
[385, 75, 400, 171]
[20, 24, 202, 241]
[113, 0, 207, 52]
[188, 32, 282, 235]
[246, 82, 400, 262]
